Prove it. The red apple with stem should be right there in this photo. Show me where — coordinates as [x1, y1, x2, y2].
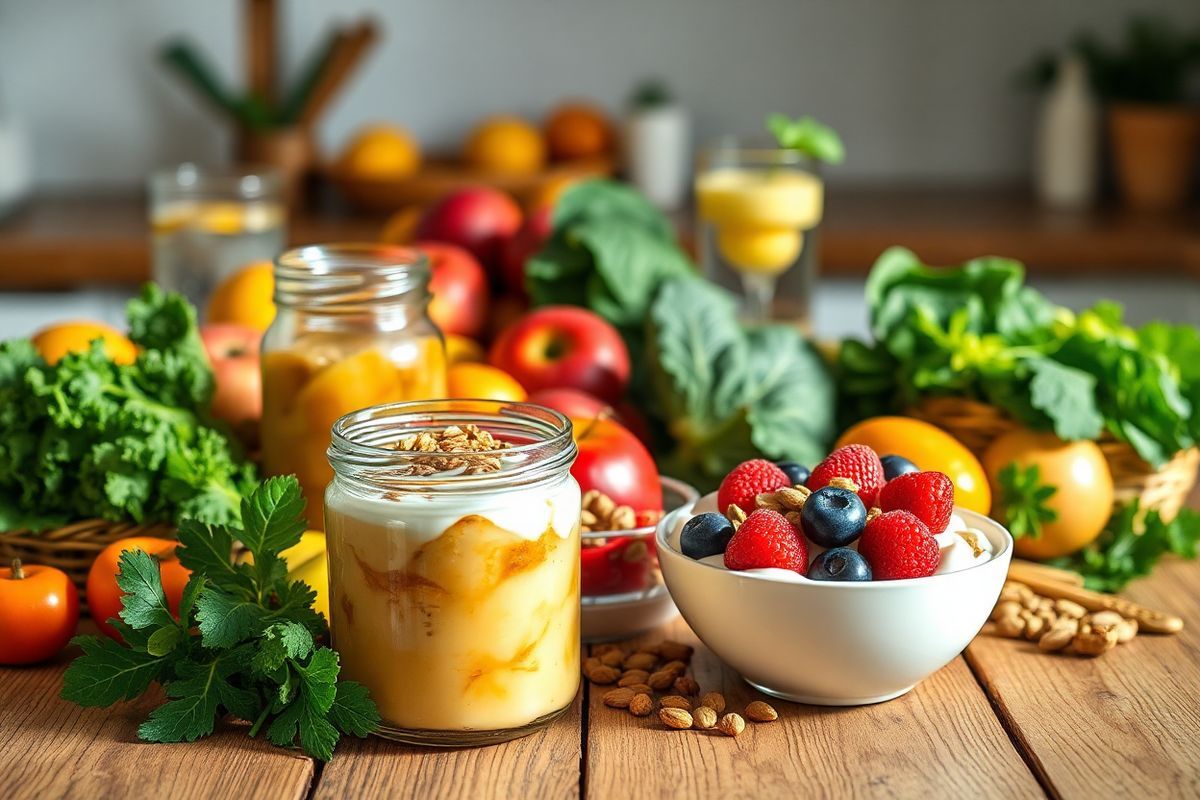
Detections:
[490, 306, 630, 403]
[416, 241, 489, 337]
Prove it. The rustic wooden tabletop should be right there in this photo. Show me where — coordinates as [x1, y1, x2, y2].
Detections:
[1, 554, 1197, 799]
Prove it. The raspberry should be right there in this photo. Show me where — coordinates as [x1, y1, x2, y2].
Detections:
[717, 459, 791, 515]
[878, 471, 955, 533]
[723, 509, 808, 573]
[857, 510, 940, 580]
[807, 445, 886, 506]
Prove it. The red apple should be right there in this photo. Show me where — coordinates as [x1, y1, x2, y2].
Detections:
[499, 206, 553, 295]
[570, 415, 662, 514]
[200, 323, 262, 431]
[415, 186, 522, 271]
[490, 306, 630, 403]
[416, 241, 489, 337]
[486, 294, 529, 342]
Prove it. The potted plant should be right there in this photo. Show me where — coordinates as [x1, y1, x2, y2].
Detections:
[1022, 17, 1200, 211]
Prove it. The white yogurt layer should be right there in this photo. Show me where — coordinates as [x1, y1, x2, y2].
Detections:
[325, 474, 581, 547]
[673, 491, 994, 581]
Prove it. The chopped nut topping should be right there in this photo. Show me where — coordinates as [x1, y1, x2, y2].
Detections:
[390, 424, 510, 476]
[756, 485, 811, 513]
[581, 489, 645, 533]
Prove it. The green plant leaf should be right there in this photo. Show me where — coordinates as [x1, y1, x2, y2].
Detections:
[115, 549, 177, 631]
[766, 113, 845, 164]
[61, 636, 168, 707]
[996, 462, 1059, 540]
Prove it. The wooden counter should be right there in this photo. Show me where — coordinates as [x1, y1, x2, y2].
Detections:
[1, 188, 1198, 290]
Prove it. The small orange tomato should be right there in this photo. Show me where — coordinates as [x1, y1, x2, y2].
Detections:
[87, 537, 191, 640]
[0, 559, 80, 665]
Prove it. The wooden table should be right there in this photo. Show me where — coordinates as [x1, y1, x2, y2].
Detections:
[1, 558, 1197, 799]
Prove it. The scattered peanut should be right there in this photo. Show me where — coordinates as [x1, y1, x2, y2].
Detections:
[673, 676, 700, 696]
[1054, 599, 1086, 619]
[996, 615, 1026, 638]
[648, 670, 676, 690]
[1023, 615, 1046, 641]
[660, 660, 688, 677]
[992, 582, 1141, 659]
[717, 713, 745, 737]
[618, 670, 650, 687]
[624, 652, 658, 671]
[588, 664, 620, 684]
[600, 649, 625, 667]
[744, 701, 778, 722]
[1089, 610, 1124, 628]
[659, 707, 693, 729]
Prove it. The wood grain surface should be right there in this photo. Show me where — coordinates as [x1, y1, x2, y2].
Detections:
[584, 621, 1043, 800]
[0, 647, 314, 800]
[965, 557, 1200, 799]
[314, 687, 583, 800]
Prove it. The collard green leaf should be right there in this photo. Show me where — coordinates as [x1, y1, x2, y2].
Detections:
[1026, 358, 1103, 440]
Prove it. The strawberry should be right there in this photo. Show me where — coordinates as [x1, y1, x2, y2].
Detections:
[857, 510, 940, 580]
[717, 459, 791, 515]
[723, 509, 808, 573]
[878, 471, 955, 533]
[807, 444, 886, 506]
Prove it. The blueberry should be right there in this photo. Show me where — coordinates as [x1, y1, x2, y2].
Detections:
[807, 547, 873, 582]
[776, 461, 810, 485]
[800, 486, 867, 548]
[880, 454, 920, 481]
[680, 512, 735, 560]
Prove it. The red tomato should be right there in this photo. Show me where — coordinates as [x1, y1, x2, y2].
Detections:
[570, 415, 662, 513]
[87, 537, 190, 640]
[0, 560, 79, 665]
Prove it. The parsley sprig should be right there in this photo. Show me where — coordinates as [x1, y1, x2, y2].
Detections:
[61, 476, 379, 760]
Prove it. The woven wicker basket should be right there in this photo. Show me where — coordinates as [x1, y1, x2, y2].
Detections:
[910, 396, 1199, 521]
[0, 519, 176, 610]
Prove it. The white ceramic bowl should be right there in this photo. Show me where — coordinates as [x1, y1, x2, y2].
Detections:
[657, 504, 1013, 706]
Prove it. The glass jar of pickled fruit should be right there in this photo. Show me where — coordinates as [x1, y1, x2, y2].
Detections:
[262, 244, 448, 528]
[325, 400, 581, 746]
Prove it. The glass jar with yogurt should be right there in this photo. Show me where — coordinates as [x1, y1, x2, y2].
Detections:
[325, 400, 581, 746]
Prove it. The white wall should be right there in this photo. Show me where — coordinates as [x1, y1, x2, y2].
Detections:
[1, 0, 1197, 189]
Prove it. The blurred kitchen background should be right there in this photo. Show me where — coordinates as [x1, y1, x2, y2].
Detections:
[0, 0, 1198, 337]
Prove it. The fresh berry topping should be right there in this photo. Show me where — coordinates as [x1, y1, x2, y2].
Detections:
[723, 509, 808, 573]
[807, 445, 886, 506]
[717, 459, 791, 515]
[800, 486, 867, 548]
[857, 510, 940, 580]
[878, 471, 955, 533]
[775, 461, 810, 486]
[807, 547, 873, 582]
[880, 454, 920, 481]
[680, 512, 736, 560]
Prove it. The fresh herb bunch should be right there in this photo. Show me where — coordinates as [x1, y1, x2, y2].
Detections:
[1050, 501, 1200, 592]
[0, 284, 255, 531]
[996, 463, 1059, 540]
[766, 113, 845, 165]
[838, 247, 1200, 467]
[648, 277, 836, 489]
[61, 476, 379, 761]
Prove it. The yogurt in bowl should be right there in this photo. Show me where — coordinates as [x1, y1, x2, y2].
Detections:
[656, 492, 1012, 705]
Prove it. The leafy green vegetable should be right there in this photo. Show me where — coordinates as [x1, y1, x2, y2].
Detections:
[838, 247, 1200, 466]
[61, 477, 379, 761]
[1050, 502, 1200, 592]
[527, 180, 693, 339]
[766, 113, 845, 165]
[996, 463, 1059, 540]
[648, 278, 836, 489]
[0, 284, 255, 531]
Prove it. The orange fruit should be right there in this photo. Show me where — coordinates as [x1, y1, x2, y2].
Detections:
[340, 124, 421, 179]
[380, 206, 425, 244]
[445, 335, 486, 365]
[544, 103, 613, 160]
[207, 261, 276, 332]
[447, 363, 527, 402]
[86, 537, 190, 641]
[983, 429, 1113, 559]
[463, 115, 546, 175]
[32, 321, 137, 365]
[835, 416, 992, 515]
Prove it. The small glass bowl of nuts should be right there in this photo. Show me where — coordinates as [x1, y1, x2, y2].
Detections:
[581, 476, 698, 642]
